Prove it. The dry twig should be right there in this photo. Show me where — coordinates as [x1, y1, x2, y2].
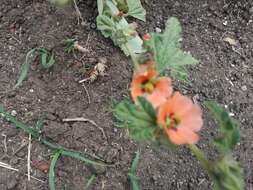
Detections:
[82, 84, 91, 104]
[73, 0, 84, 25]
[62, 117, 106, 139]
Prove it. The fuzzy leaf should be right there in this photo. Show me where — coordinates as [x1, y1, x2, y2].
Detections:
[126, 0, 146, 21]
[96, 15, 115, 38]
[113, 98, 156, 141]
[97, 0, 105, 15]
[211, 154, 244, 190]
[205, 101, 240, 153]
[145, 17, 198, 80]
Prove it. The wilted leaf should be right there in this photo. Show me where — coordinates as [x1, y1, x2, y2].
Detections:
[224, 37, 237, 46]
[145, 17, 198, 80]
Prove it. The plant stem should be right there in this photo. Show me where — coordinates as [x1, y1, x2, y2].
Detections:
[125, 44, 140, 71]
[188, 144, 212, 175]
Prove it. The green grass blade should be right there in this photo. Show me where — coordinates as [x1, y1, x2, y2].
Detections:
[130, 151, 140, 173]
[61, 150, 107, 167]
[85, 174, 96, 189]
[49, 150, 62, 190]
[128, 151, 141, 190]
[14, 49, 36, 88]
[0, 107, 39, 138]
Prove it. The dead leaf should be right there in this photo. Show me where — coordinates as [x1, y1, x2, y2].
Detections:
[224, 37, 237, 46]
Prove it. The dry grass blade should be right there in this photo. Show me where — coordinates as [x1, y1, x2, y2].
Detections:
[0, 161, 45, 183]
[27, 133, 32, 181]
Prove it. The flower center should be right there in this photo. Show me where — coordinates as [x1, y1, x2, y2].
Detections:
[165, 113, 180, 129]
[142, 82, 155, 93]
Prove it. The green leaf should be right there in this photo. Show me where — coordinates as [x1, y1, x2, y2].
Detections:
[49, 150, 62, 190]
[145, 17, 198, 80]
[35, 114, 46, 131]
[126, 0, 146, 21]
[113, 98, 156, 141]
[14, 49, 36, 88]
[38, 48, 55, 69]
[37, 48, 55, 69]
[105, 0, 119, 15]
[137, 97, 156, 119]
[211, 154, 244, 190]
[97, 0, 105, 15]
[205, 101, 240, 153]
[128, 151, 141, 190]
[96, 15, 115, 38]
[0, 106, 40, 138]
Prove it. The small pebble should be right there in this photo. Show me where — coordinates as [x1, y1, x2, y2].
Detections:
[155, 27, 162, 33]
[10, 110, 17, 116]
[229, 112, 235, 117]
[29, 89, 34, 93]
[223, 20, 228, 25]
[90, 22, 96, 29]
[241, 85, 247, 91]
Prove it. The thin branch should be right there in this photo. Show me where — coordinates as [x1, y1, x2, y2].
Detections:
[62, 117, 106, 139]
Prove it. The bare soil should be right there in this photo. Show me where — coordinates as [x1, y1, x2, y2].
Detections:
[0, 0, 252, 189]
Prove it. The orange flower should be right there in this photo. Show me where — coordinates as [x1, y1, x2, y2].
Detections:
[157, 92, 203, 145]
[131, 62, 173, 108]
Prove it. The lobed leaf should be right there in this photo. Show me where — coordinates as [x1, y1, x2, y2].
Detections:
[126, 0, 146, 21]
[145, 17, 198, 80]
[113, 98, 157, 141]
[96, 15, 115, 38]
[205, 101, 240, 153]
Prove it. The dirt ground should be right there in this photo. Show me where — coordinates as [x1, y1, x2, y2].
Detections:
[0, 0, 252, 189]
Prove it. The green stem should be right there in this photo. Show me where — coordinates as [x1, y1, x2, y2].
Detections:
[124, 44, 140, 71]
[188, 144, 212, 175]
